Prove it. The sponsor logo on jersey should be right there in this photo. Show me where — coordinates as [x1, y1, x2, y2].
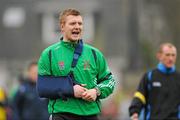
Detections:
[152, 82, 161, 87]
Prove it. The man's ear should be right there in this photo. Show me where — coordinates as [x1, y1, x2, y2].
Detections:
[156, 52, 161, 61]
[60, 24, 64, 32]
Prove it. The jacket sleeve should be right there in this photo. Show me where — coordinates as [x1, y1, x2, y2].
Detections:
[95, 50, 115, 99]
[38, 49, 51, 76]
[129, 73, 148, 117]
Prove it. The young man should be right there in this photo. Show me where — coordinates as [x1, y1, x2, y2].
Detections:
[38, 8, 115, 120]
[129, 43, 180, 120]
[12, 62, 49, 120]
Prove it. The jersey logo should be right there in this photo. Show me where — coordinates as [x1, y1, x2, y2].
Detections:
[58, 61, 65, 70]
[152, 82, 161, 87]
[83, 60, 90, 70]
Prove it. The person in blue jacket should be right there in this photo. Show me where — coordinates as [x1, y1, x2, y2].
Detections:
[12, 61, 49, 120]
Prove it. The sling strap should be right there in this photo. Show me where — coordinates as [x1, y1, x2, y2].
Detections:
[71, 40, 83, 68]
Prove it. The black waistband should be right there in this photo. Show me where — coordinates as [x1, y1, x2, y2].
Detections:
[52, 112, 98, 119]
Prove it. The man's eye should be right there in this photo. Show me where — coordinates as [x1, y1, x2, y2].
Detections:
[165, 53, 176, 57]
[171, 54, 176, 57]
[165, 54, 170, 56]
[70, 22, 75, 25]
[78, 22, 82, 25]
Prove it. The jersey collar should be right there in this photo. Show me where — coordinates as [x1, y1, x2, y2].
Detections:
[60, 39, 78, 49]
[157, 62, 176, 74]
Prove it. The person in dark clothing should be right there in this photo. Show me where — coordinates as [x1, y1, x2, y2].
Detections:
[12, 61, 49, 120]
[129, 43, 180, 120]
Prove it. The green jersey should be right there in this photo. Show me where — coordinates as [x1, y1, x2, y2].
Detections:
[38, 40, 115, 115]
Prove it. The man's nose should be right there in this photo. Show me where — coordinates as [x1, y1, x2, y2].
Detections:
[74, 23, 80, 28]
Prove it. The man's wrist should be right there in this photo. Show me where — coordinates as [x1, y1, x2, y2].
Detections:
[94, 87, 101, 96]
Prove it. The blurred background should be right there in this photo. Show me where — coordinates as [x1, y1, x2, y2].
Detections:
[0, 0, 180, 119]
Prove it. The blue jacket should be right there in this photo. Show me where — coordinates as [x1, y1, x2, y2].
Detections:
[12, 79, 49, 120]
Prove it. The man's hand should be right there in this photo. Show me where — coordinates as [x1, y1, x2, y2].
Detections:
[82, 88, 97, 102]
[73, 84, 87, 98]
[130, 113, 139, 120]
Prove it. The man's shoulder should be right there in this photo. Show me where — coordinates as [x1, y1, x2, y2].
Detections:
[18, 80, 35, 93]
[143, 68, 157, 78]
[18, 82, 28, 94]
[41, 42, 60, 54]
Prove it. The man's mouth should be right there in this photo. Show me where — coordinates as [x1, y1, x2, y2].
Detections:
[72, 31, 80, 35]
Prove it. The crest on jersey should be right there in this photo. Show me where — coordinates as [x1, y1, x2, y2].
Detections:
[58, 61, 65, 70]
[83, 60, 90, 70]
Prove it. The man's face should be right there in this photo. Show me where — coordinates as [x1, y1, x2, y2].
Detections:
[157, 46, 177, 68]
[61, 15, 83, 42]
